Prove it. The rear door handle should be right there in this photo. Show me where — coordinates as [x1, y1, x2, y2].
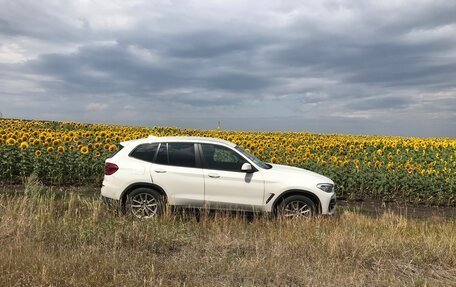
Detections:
[208, 173, 220, 178]
[154, 169, 167, 173]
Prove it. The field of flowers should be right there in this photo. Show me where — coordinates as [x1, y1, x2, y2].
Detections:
[0, 119, 454, 205]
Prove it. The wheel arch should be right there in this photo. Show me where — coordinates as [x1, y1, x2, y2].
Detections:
[272, 189, 321, 214]
[120, 182, 167, 208]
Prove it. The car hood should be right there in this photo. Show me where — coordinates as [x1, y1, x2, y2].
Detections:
[267, 164, 333, 184]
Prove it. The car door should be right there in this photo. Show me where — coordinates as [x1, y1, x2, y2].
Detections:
[150, 142, 204, 207]
[199, 143, 265, 211]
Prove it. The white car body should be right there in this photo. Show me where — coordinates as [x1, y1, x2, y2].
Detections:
[101, 136, 336, 215]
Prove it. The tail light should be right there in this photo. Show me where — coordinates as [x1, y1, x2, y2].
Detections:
[104, 163, 119, 175]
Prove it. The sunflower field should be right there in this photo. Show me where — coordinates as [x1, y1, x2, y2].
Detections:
[0, 119, 455, 205]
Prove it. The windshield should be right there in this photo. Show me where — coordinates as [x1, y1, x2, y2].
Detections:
[235, 146, 272, 169]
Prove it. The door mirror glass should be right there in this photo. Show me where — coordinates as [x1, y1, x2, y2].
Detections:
[241, 163, 253, 173]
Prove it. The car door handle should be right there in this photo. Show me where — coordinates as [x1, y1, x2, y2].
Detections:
[208, 173, 220, 178]
[154, 169, 167, 173]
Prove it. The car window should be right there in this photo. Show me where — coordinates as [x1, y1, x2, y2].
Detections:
[155, 143, 168, 165]
[168, 143, 196, 168]
[154, 142, 196, 168]
[201, 144, 247, 172]
[130, 143, 158, 162]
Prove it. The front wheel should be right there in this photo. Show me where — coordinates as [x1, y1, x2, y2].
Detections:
[277, 195, 316, 219]
[127, 188, 164, 219]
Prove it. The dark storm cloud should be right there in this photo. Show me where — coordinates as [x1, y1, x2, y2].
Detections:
[270, 35, 456, 89]
[158, 30, 267, 59]
[0, 0, 455, 136]
[23, 43, 271, 104]
[26, 45, 186, 94]
[346, 96, 410, 110]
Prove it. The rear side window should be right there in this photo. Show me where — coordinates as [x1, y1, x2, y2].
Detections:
[155, 143, 168, 165]
[154, 142, 196, 168]
[130, 143, 159, 162]
[168, 143, 196, 168]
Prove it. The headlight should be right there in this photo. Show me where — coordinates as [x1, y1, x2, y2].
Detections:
[317, 183, 334, 193]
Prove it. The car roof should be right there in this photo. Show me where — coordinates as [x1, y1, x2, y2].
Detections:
[120, 136, 236, 148]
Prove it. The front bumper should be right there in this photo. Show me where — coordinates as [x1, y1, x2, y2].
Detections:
[325, 194, 337, 215]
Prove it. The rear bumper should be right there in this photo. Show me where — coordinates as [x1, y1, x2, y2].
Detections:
[101, 182, 122, 200]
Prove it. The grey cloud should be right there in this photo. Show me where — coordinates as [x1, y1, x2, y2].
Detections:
[346, 96, 411, 110]
[0, 0, 455, 136]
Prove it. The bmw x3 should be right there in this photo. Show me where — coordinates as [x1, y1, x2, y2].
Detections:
[101, 136, 336, 218]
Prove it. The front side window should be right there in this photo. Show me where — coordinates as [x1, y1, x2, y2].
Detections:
[201, 144, 247, 172]
[130, 143, 158, 162]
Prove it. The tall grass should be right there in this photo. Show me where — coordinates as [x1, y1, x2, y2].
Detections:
[0, 190, 455, 286]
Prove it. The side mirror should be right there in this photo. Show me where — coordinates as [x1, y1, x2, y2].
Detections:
[241, 163, 254, 173]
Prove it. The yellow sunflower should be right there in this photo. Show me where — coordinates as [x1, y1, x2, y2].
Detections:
[108, 145, 117, 153]
[20, 141, 29, 150]
[47, 146, 54, 153]
[58, 146, 65, 153]
[35, 150, 42, 157]
[80, 146, 89, 155]
[6, 138, 16, 145]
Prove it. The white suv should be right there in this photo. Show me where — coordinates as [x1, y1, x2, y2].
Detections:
[101, 136, 336, 218]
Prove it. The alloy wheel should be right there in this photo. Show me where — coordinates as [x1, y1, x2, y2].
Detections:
[130, 192, 158, 218]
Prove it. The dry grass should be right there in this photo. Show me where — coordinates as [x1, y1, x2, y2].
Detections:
[0, 189, 455, 287]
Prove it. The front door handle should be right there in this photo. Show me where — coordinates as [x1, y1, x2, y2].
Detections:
[154, 169, 167, 173]
[208, 173, 220, 178]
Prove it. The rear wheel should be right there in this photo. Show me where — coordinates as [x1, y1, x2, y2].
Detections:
[277, 195, 316, 219]
[127, 188, 164, 219]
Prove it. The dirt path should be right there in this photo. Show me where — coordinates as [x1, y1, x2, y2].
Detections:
[338, 200, 456, 219]
[1, 184, 455, 219]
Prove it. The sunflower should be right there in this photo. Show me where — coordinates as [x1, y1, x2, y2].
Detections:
[94, 151, 101, 157]
[6, 138, 16, 145]
[35, 150, 42, 157]
[58, 146, 65, 153]
[20, 141, 29, 150]
[47, 146, 54, 153]
[108, 145, 117, 153]
[80, 146, 89, 155]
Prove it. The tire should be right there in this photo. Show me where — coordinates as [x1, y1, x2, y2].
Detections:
[277, 195, 316, 219]
[126, 188, 165, 219]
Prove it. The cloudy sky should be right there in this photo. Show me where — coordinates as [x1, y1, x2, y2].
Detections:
[0, 0, 455, 137]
